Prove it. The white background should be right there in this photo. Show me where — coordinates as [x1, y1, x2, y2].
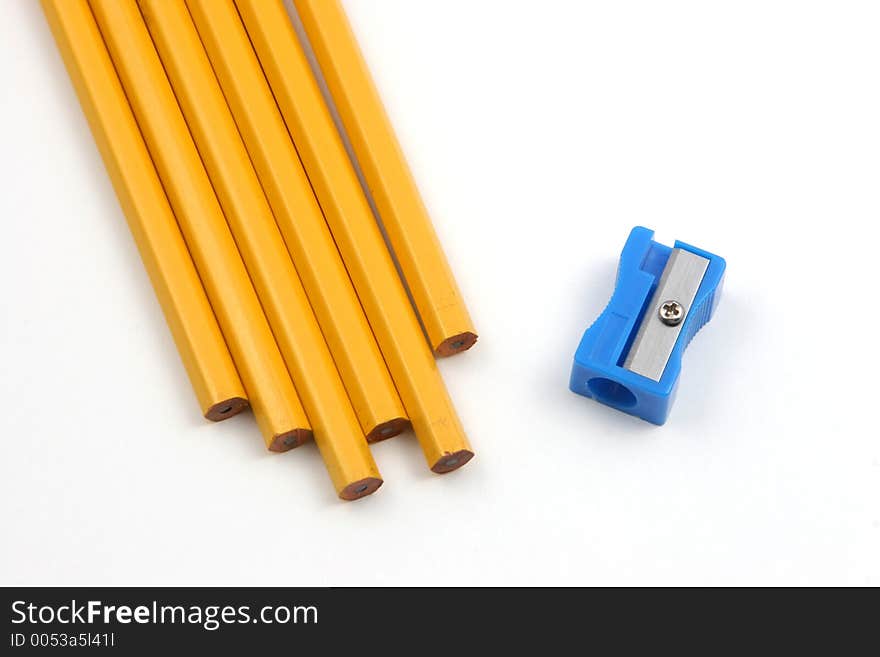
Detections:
[1, 0, 878, 586]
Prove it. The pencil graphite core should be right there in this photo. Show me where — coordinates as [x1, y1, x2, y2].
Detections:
[89, 0, 310, 450]
[41, 0, 248, 423]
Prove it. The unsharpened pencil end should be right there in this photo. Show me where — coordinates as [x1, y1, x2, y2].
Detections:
[339, 477, 383, 501]
[435, 332, 478, 357]
[269, 428, 311, 452]
[431, 450, 475, 474]
[366, 417, 410, 443]
[204, 397, 249, 422]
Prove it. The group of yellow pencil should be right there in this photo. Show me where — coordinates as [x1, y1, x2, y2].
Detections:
[44, 0, 477, 501]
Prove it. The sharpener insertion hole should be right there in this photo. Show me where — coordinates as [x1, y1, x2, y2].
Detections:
[587, 378, 637, 408]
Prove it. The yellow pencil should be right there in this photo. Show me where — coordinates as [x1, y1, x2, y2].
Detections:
[180, 0, 407, 444]
[41, 0, 247, 423]
[293, 0, 477, 357]
[90, 0, 310, 452]
[234, 0, 474, 473]
[139, 0, 381, 500]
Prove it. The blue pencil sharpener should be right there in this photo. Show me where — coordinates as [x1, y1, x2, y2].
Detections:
[570, 227, 726, 424]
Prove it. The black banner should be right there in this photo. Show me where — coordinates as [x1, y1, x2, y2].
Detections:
[1, 587, 874, 652]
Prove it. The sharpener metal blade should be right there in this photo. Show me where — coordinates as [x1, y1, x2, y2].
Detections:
[623, 248, 710, 381]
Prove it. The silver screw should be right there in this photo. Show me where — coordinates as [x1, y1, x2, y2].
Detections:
[658, 300, 684, 326]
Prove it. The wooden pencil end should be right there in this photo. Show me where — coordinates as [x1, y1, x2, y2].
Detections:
[435, 332, 478, 357]
[431, 449, 475, 474]
[268, 428, 312, 452]
[339, 477, 383, 501]
[366, 417, 410, 443]
[204, 397, 249, 422]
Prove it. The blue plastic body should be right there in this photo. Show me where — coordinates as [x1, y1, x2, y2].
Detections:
[569, 227, 726, 425]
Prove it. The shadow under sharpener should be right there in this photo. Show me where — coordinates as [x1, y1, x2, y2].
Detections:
[570, 226, 726, 425]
